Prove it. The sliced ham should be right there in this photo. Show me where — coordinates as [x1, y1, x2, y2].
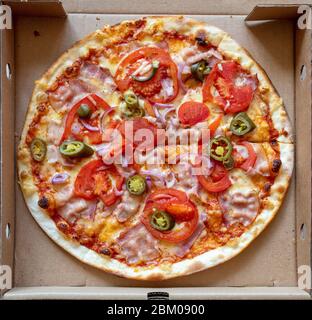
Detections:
[116, 224, 160, 264]
[57, 197, 96, 224]
[53, 184, 74, 207]
[114, 190, 141, 223]
[186, 48, 222, 66]
[47, 118, 63, 145]
[166, 213, 206, 258]
[248, 144, 270, 177]
[80, 62, 117, 93]
[48, 79, 94, 112]
[46, 145, 75, 167]
[219, 186, 259, 227]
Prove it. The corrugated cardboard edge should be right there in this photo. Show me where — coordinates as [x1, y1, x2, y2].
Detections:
[0, 28, 15, 297]
[2, 287, 311, 300]
[2, 0, 66, 17]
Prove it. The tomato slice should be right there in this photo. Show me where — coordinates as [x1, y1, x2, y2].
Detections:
[74, 159, 124, 206]
[61, 94, 111, 144]
[197, 163, 231, 193]
[239, 141, 257, 171]
[178, 101, 210, 126]
[203, 61, 257, 114]
[115, 47, 179, 103]
[142, 188, 198, 243]
[208, 114, 222, 137]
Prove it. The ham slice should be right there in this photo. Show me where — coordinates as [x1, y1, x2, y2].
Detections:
[54, 184, 74, 207]
[116, 224, 160, 264]
[48, 79, 94, 112]
[114, 190, 141, 223]
[80, 62, 117, 93]
[219, 186, 259, 226]
[47, 118, 63, 145]
[167, 213, 206, 258]
[57, 197, 96, 224]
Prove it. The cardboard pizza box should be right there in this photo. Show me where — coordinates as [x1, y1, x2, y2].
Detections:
[0, 0, 311, 299]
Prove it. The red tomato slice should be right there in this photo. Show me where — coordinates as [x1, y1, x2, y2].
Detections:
[115, 47, 179, 103]
[61, 94, 111, 144]
[141, 188, 198, 243]
[208, 114, 223, 137]
[239, 141, 257, 171]
[178, 101, 210, 126]
[197, 162, 231, 193]
[197, 174, 231, 193]
[203, 61, 257, 114]
[74, 159, 124, 206]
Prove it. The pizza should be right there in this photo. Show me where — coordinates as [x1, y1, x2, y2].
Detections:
[17, 16, 294, 280]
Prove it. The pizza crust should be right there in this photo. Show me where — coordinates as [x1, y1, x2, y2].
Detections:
[18, 16, 294, 280]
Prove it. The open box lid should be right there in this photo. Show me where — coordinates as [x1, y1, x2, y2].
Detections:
[0, 1, 311, 299]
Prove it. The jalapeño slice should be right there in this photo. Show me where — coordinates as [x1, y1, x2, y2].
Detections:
[126, 175, 146, 195]
[230, 112, 256, 136]
[210, 136, 233, 162]
[150, 209, 175, 231]
[132, 60, 159, 82]
[59, 140, 94, 158]
[191, 60, 211, 81]
[30, 138, 47, 162]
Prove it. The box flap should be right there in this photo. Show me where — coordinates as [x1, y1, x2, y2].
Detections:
[246, 4, 303, 21]
[2, 0, 66, 17]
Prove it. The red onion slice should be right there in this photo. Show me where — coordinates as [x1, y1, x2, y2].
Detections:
[51, 172, 70, 185]
[79, 119, 100, 132]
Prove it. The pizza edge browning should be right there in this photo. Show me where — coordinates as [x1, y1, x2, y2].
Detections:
[17, 16, 294, 280]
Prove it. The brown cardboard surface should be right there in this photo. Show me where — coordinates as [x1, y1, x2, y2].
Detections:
[62, 0, 312, 15]
[13, 14, 297, 288]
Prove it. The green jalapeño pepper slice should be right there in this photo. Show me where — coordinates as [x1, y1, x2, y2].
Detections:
[124, 90, 139, 108]
[77, 104, 92, 118]
[119, 101, 145, 119]
[230, 112, 256, 136]
[223, 156, 234, 170]
[30, 138, 47, 162]
[191, 60, 211, 81]
[126, 175, 147, 195]
[150, 209, 175, 231]
[132, 60, 159, 82]
[210, 136, 233, 162]
[59, 140, 94, 158]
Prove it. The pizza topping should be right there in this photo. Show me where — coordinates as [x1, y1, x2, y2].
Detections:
[47, 118, 64, 145]
[150, 209, 175, 231]
[178, 101, 210, 127]
[61, 94, 111, 144]
[219, 186, 259, 226]
[209, 136, 233, 162]
[230, 112, 256, 136]
[51, 172, 70, 185]
[57, 197, 96, 224]
[74, 159, 124, 207]
[197, 163, 232, 193]
[30, 138, 47, 162]
[223, 156, 234, 170]
[116, 223, 160, 264]
[114, 190, 141, 223]
[115, 47, 179, 103]
[132, 60, 159, 82]
[272, 159, 282, 173]
[203, 61, 257, 113]
[38, 196, 49, 209]
[191, 60, 211, 81]
[142, 189, 199, 243]
[48, 79, 95, 112]
[77, 104, 92, 118]
[59, 140, 94, 158]
[239, 142, 257, 171]
[119, 91, 145, 119]
[126, 175, 147, 195]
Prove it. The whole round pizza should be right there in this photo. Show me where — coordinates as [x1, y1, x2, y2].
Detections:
[17, 16, 294, 280]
